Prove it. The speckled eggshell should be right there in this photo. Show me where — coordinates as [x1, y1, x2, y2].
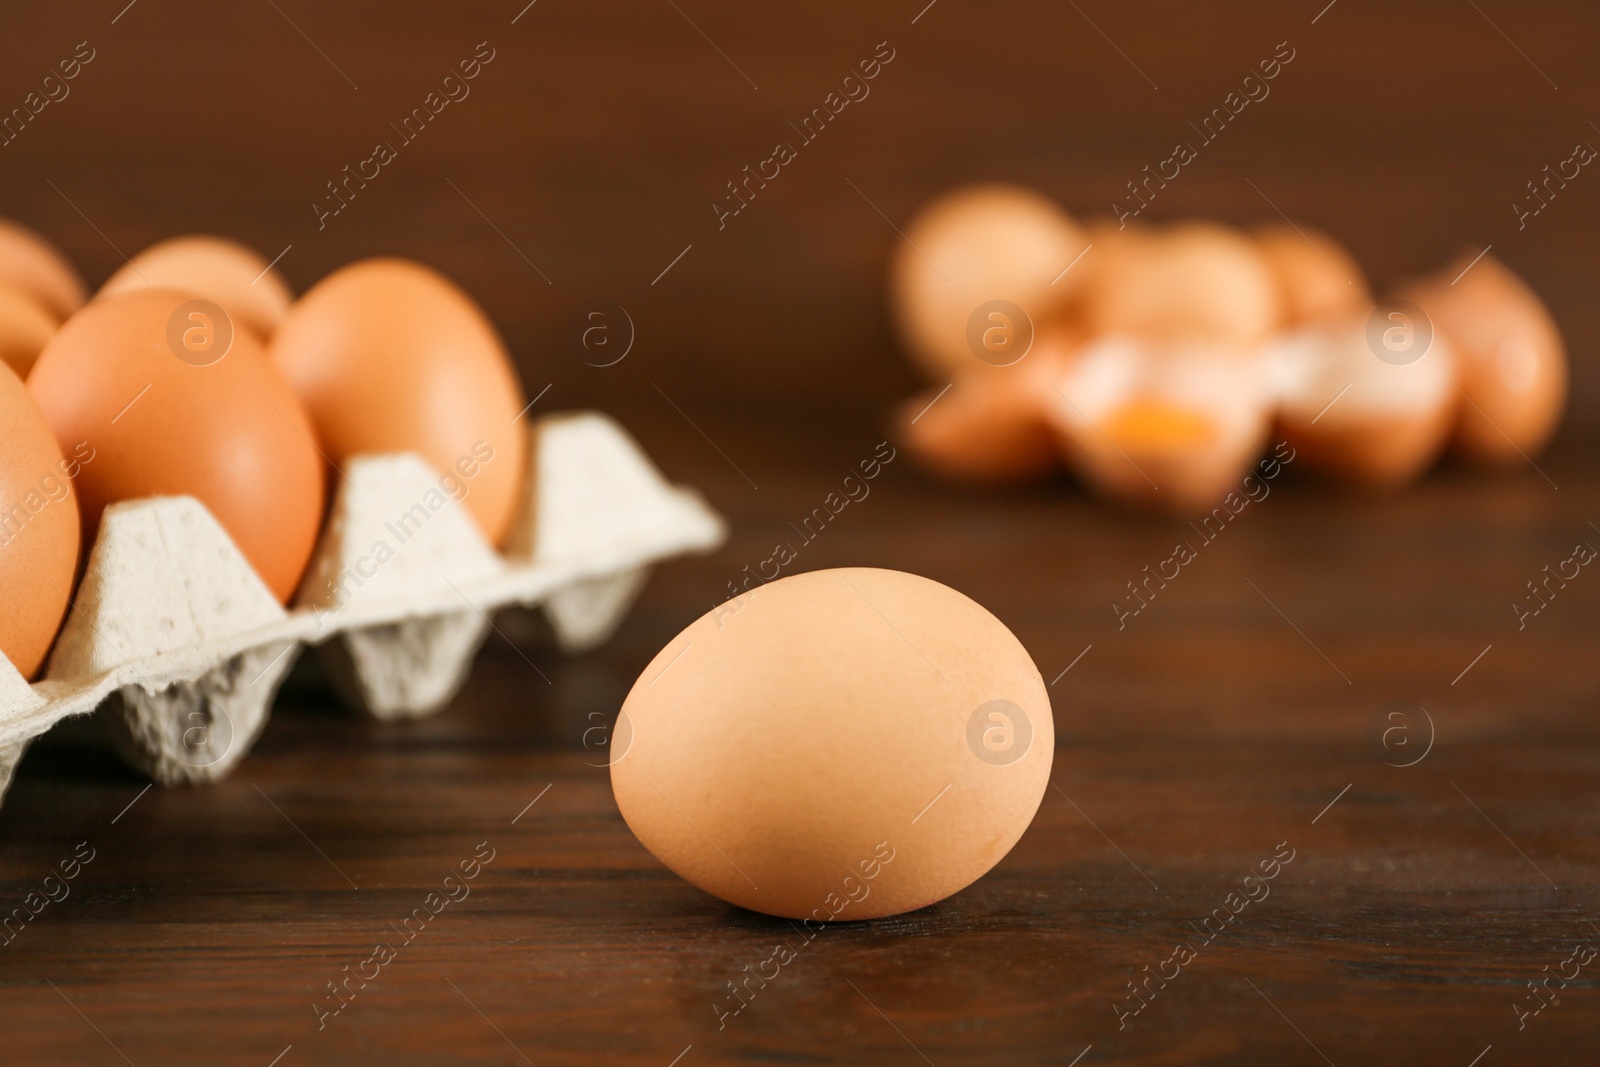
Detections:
[612, 567, 1054, 920]
[0, 361, 81, 678]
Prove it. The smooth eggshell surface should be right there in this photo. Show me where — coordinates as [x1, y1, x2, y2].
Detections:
[0, 217, 86, 322]
[0, 362, 80, 679]
[0, 283, 58, 378]
[612, 567, 1054, 920]
[268, 258, 528, 546]
[27, 289, 325, 603]
[98, 235, 294, 339]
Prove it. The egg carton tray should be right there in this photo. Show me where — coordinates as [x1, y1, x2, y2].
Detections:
[0, 411, 725, 806]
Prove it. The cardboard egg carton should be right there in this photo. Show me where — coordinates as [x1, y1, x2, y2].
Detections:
[0, 412, 724, 805]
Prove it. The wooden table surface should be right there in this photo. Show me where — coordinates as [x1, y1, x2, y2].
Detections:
[3, 403, 1597, 1066]
[4, 1, 1600, 1063]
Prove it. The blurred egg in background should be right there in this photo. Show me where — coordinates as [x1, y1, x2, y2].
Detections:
[98, 235, 294, 340]
[889, 183, 1088, 381]
[887, 185, 1567, 512]
[0, 217, 86, 323]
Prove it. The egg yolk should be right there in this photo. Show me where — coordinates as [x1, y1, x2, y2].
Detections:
[1104, 400, 1217, 451]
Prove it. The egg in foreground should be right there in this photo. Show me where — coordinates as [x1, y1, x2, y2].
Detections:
[611, 567, 1054, 920]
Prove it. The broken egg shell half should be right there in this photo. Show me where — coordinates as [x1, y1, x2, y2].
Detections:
[1397, 252, 1565, 468]
[1043, 337, 1273, 515]
[1269, 310, 1458, 489]
[896, 328, 1078, 486]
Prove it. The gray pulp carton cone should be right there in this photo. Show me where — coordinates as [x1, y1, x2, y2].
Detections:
[0, 411, 724, 805]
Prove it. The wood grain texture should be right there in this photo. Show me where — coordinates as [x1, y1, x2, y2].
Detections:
[2, 1, 1598, 1063]
[3, 404, 1597, 1065]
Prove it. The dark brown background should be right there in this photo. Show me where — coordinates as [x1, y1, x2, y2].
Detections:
[3, 2, 1598, 1065]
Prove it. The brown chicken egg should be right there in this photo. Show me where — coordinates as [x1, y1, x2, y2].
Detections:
[889, 184, 1088, 381]
[1397, 252, 1565, 467]
[98, 235, 293, 339]
[269, 258, 528, 546]
[1270, 308, 1457, 488]
[27, 289, 325, 602]
[0, 362, 81, 679]
[1254, 222, 1369, 326]
[1085, 221, 1280, 346]
[612, 567, 1053, 920]
[0, 217, 86, 322]
[0, 283, 58, 378]
[1044, 338, 1272, 513]
[896, 327, 1078, 485]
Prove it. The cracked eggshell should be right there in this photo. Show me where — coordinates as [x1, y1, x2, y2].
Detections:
[895, 328, 1077, 486]
[1045, 338, 1272, 514]
[269, 258, 528, 546]
[889, 184, 1087, 381]
[1397, 252, 1565, 467]
[0, 362, 80, 679]
[612, 567, 1053, 920]
[1253, 222, 1369, 326]
[0, 217, 86, 322]
[26, 289, 325, 602]
[1270, 310, 1458, 488]
[98, 235, 294, 339]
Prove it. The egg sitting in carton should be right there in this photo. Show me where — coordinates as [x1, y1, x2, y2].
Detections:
[0, 222, 724, 806]
[890, 184, 1567, 512]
